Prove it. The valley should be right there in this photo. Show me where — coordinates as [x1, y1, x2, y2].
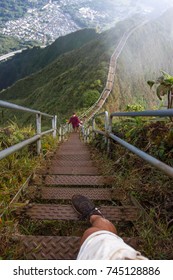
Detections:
[0, 0, 151, 45]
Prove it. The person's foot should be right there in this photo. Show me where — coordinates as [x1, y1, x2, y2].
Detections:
[72, 194, 103, 220]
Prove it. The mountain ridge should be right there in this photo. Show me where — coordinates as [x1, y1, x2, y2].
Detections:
[0, 28, 98, 90]
[1, 10, 173, 124]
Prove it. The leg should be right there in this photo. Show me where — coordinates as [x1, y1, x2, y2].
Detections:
[80, 215, 117, 245]
[71, 195, 117, 245]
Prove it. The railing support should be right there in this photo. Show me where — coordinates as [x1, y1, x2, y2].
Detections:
[107, 115, 112, 155]
[59, 126, 62, 142]
[52, 115, 57, 138]
[104, 111, 109, 144]
[36, 113, 41, 155]
[92, 109, 173, 178]
[92, 118, 96, 140]
[0, 100, 57, 161]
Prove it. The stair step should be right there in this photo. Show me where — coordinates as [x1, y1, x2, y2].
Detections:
[19, 235, 80, 260]
[32, 175, 113, 186]
[47, 166, 99, 175]
[52, 154, 91, 161]
[27, 186, 116, 200]
[57, 151, 90, 155]
[45, 175, 113, 186]
[47, 160, 95, 167]
[58, 146, 88, 151]
[22, 204, 139, 221]
[17, 235, 140, 260]
[35, 166, 99, 175]
[45, 175, 109, 186]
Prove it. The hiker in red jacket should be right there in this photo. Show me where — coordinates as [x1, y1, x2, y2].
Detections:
[68, 112, 81, 132]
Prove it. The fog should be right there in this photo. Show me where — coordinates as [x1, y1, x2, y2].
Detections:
[139, 0, 173, 10]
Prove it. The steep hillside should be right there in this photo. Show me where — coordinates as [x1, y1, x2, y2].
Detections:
[0, 29, 98, 90]
[0, 17, 140, 124]
[0, 34, 39, 55]
[1, 9, 173, 123]
[107, 8, 173, 112]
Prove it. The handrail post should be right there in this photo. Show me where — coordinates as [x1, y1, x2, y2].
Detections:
[107, 115, 112, 155]
[87, 127, 90, 143]
[36, 113, 41, 155]
[92, 117, 96, 140]
[105, 111, 109, 144]
[52, 115, 57, 138]
[59, 125, 63, 142]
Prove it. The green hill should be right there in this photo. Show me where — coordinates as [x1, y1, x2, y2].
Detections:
[0, 29, 98, 90]
[1, 10, 173, 124]
[0, 17, 139, 124]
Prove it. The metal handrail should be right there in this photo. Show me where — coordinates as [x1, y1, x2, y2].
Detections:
[0, 100, 53, 118]
[0, 135, 40, 160]
[0, 100, 57, 160]
[92, 110, 173, 178]
[110, 109, 173, 117]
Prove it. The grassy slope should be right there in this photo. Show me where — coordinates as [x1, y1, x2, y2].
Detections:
[1, 10, 173, 123]
[0, 29, 98, 90]
[91, 118, 173, 259]
[0, 18, 136, 124]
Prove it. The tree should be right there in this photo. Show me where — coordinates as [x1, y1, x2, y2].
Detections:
[147, 71, 173, 110]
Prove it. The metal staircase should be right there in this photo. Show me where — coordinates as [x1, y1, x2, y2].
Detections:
[13, 132, 140, 259]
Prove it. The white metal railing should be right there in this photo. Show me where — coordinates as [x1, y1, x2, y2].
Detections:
[91, 109, 173, 178]
[58, 123, 72, 141]
[0, 100, 57, 159]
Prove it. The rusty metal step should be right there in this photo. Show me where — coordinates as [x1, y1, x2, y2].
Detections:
[47, 160, 95, 167]
[57, 147, 87, 151]
[51, 154, 91, 161]
[56, 150, 90, 155]
[44, 175, 113, 186]
[19, 235, 80, 260]
[47, 166, 99, 175]
[17, 235, 140, 260]
[26, 186, 115, 200]
[35, 166, 99, 175]
[22, 204, 139, 221]
[32, 175, 113, 186]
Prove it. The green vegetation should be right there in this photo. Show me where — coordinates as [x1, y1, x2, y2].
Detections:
[0, 0, 47, 24]
[114, 8, 173, 111]
[91, 115, 173, 259]
[0, 16, 142, 124]
[0, 29, 98, 90]
[147, 71, 173, 110]
[0, 121, 59, 259]
[1, 9, 173, 125]
[0, 34, 40, 55]
[0, 122, 58, 212]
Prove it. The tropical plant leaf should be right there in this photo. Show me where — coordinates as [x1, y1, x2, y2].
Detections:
[147, 80, 155, 88]
[161, 71, 173, 83]
[156, 84, 169, 100]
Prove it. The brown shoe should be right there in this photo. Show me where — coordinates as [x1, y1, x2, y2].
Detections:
[72, 194, 103, 220]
